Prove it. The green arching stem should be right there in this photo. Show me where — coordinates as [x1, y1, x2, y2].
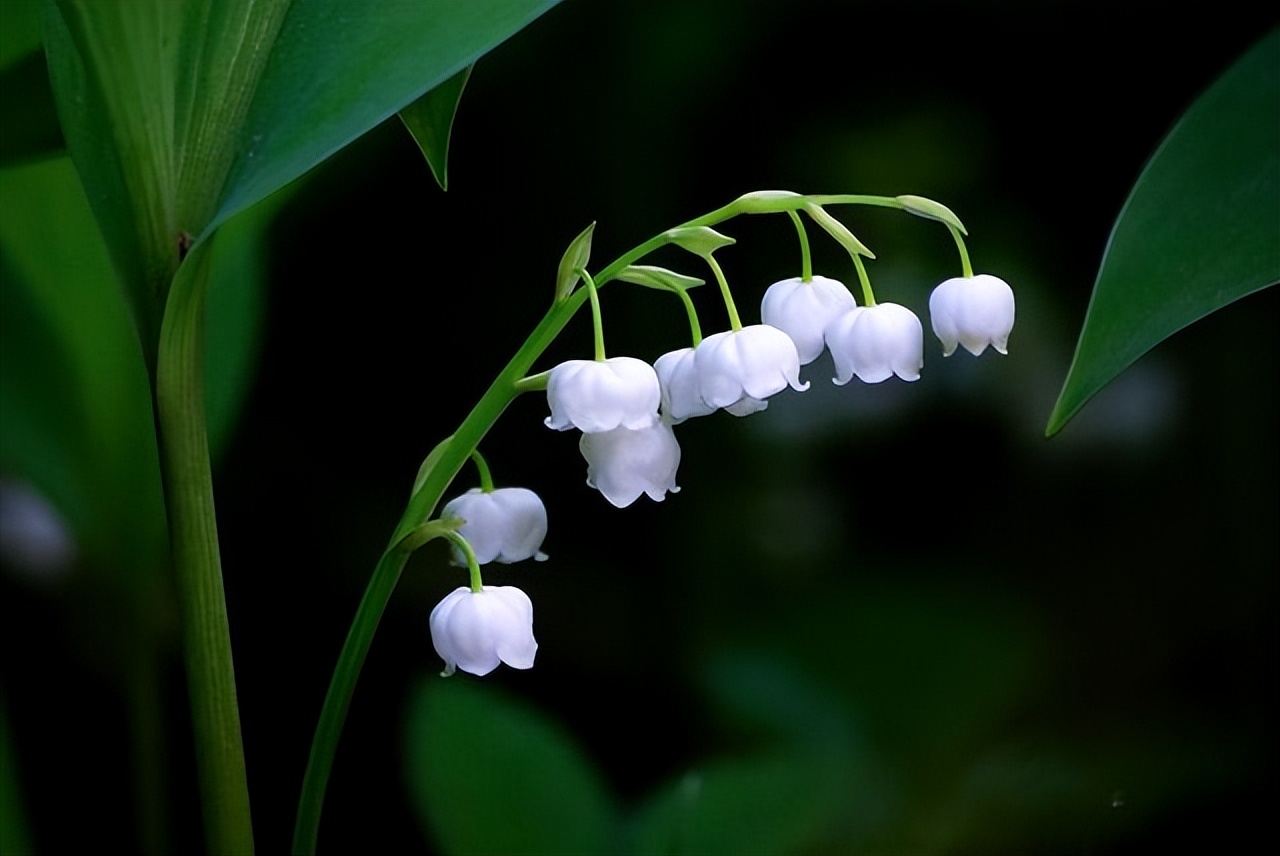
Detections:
[469, 449, 494, 492]
[443, 531, 484, 593]
[582, 269, 607, 361]
[292, 187, 966, 855]
[852, 254, 876, 306]
[675, 287, 704, 346]
[155, 239, 254, 855]
[949, 224, 974, 278]
[705, 253, 743, 331]
[787, 210, 812, 281]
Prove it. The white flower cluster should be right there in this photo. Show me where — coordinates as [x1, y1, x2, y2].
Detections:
[428, 270, 1014, 677]
[762, 273, 1015, 383]
[430, 487, 549, 676]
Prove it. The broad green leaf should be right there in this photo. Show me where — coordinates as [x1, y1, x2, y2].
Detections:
[556, 221, 597, 303]
[0, 154, 273, 553]
[405, 678, 617, 856]
[1046, 31, 1280, 436]
[0, 156, 165, 580]
[628, 754, 843, 856]
[211, 1, 561, 232]
[616, 264, 706, 292]
[42, 0, 562, 354]
[42, 0, 293, 352]
[400, 66, 473, 192]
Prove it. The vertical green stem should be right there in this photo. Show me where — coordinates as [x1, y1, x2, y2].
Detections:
[851, 254, 876, 306]
[949, 224, 974, 278]
[155, 239, 254, 855]
[705, 253, 742, 330]
[787, 210, 812, 281]
[675, 287, 704, 346]
[582, 270, 606, 361]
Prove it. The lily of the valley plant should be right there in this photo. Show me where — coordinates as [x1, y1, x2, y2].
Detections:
[291, 188, 1015, 850]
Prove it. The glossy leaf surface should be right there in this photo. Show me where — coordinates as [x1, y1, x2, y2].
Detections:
[1046, 31, 1280, 436]
[42, 0, 561, 352]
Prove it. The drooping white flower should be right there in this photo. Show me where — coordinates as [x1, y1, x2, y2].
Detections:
[695, 325, 809, 414]
[928, 274, 1015, 357]
[654, 347, 717, 425]
[430, 585, 538, 677]
[441, 487, 548, 565]
[544, 356, 661, 433]
[825, 302, 923, 384]
[760, 275, 857, 364]
[579, 420, 681, 507]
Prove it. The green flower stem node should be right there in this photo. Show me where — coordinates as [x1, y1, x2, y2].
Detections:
[665, 225, 736, 255]
[733, 189, 804, 213]
[554, 221, 595, 304]
[513, 370, 551, 393]
[897, 194, 968, 234]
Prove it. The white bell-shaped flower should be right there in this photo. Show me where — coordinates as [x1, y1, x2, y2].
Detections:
[654, 347, 717, 425]
[579, 420, 681, 507]
[825, 303, 924, 384]
[429, 585, 538, 677]
[695, 325, 809, 413]
[544, 356, 661, 433]
[441, 488, 548, 565]
[928, 274, 1015, 356]
[760, 275, 857, 364]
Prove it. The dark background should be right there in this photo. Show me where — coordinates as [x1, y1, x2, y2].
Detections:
[4, 1, 1277, 853]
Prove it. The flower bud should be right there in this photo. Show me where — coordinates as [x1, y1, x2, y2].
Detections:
[544, 357, 661, 433]
[441, 488, 548, 565]
[430, 585, 538, 677]
[825, 303, 923, 384]
[928, 274, 1015, 357]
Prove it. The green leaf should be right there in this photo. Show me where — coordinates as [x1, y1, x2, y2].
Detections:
[400, 66, 473, 191]
[555, 221, 596, 303]
[42, 0, 562, 354]
[628, 754, 843, 856]
[405, 678, 617, 856]
[211, 1, 561, 233]
[0, 156, 165, 579]
[1046, 31, 1280, 436]
[616, 264, 706, 292]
